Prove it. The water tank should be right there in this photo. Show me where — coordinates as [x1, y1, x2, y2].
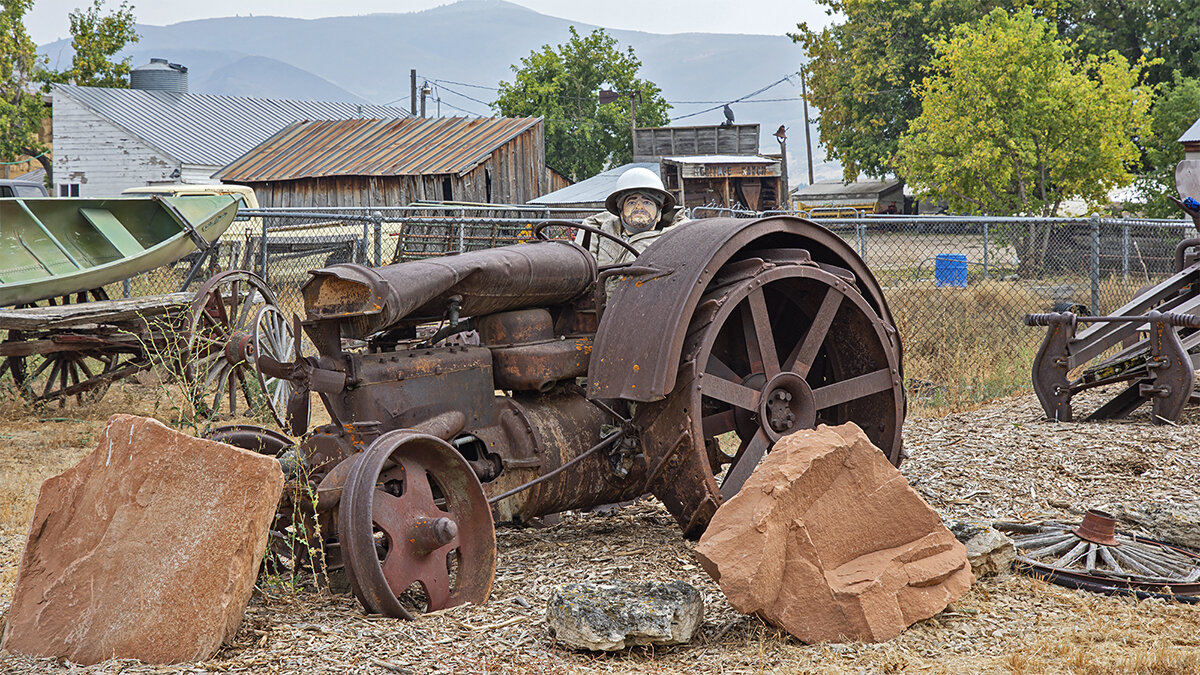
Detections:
[130, 58, 188, 94]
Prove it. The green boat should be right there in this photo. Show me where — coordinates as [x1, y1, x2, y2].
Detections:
[0, 195, 238, 307]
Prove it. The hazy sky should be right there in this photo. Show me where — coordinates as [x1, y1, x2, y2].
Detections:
[26, 0, 834, 45]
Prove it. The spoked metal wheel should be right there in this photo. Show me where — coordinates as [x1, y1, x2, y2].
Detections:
[186, 270, 280, 420]
[338, 430, 496, 619]
[1001, 510, 1200, 597]
[12, 349, 132, 406]
[658, 261, 905, 536]
[251, 305, 300, 430]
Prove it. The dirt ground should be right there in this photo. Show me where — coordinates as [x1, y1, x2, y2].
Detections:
[2, 382, 1200, 674]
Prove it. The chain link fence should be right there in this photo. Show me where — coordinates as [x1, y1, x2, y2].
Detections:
[126, 205, 1194, 411]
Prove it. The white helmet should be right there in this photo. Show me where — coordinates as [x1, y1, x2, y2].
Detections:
[605, 167, 676, 216]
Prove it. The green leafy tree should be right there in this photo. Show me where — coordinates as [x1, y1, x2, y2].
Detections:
[896, 9, 1152, 272]
[791, 1, 1195, 182]
[493, 27, 669, 181]
[41, 0, 139, 88]
[789, 0, 1007, 180]
[1130, 72, 1200, 217]
[1055, 0, 1200, 86]
[0, 0, 49, 167]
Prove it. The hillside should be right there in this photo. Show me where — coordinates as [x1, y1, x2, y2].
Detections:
[38, 0, 838, 182]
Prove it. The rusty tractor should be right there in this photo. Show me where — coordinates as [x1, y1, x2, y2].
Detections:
[215, 215, 906, 618]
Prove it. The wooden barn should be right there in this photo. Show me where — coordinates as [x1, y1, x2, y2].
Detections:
[215, 117, 549, 207]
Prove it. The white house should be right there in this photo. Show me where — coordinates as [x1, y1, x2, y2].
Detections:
[51, 81, 410, 197]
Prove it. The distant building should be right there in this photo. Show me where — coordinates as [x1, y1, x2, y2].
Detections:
[533, 123, 785, 212]
[51, 76, 410, 196]
[216, 116, 549, 208]
[791, 180, 905, 216]
[1182, 117, 1200, 161]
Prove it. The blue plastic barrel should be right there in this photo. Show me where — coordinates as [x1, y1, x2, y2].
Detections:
[934, 254, 968, 287]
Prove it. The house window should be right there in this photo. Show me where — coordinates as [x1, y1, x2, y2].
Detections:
[58, 183, 80, 197]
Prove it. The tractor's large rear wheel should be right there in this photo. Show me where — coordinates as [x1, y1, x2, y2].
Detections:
[649, 260, 905, 536]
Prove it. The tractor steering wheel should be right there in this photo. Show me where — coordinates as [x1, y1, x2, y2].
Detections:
[532, 220, 641, 260]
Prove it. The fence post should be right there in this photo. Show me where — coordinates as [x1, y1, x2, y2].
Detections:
[1090, 217, 1100, 315]
[457, 221, 466, 253]
[856, 222, 866, 258]
[1121, 223, 1130, 279]
[372, 210, 384, 267]
[983, 222, 990, 279]
[259, 216, 269, 283]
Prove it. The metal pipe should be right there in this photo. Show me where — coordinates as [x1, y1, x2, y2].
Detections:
[1090, 218, 1100, 315]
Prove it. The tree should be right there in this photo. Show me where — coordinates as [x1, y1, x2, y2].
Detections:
[790, 0, 1002, 181]
[0, 0, 49, 167]
[1130, 72, 1200, 217]
[1055, 0, 1200, 87]
[41, 0, 139, 88]
[493, 27, 669, 182]
[895, 9, 1152, 272]
[791, 1, 1196, 183]
[1, 0, 139, 180]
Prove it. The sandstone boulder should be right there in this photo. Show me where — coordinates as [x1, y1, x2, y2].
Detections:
[695, 423, 973, 644]
[546, 581, 703, 651]
[1, 414, 284, 665]
[946, 520, 1016, 578]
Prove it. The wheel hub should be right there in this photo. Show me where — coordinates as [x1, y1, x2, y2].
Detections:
[225, 330, 254, 364]
[758, 372, 815, 440]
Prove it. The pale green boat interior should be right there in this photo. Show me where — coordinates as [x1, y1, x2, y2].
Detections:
[0, 195, 237, 305]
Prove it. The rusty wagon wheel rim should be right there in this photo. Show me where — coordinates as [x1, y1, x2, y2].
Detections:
[1002, 510, 1200, 596]
[185, 270, 279, 420]
[338, 430, 496, 619]
[687, 262, 904, 503]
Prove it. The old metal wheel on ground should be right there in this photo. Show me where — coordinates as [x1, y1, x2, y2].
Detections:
[338, 430, 496, 619]
[186, 270, 280, 421]
[1001, 510, 1200, 598]
[688, 262, 904, 500]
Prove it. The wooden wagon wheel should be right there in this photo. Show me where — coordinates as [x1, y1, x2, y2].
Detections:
[185, 270, 281, 421]
[0, 288, 139, 406]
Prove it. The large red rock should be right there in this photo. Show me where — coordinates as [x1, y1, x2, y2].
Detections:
[1, 414, 284, 665]
[695, 423, 972, 643]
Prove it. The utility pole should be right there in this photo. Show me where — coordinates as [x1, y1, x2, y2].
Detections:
[800, 66, 815, 186]
[629, 92, 638, 159]
[410, 69, 417, 117]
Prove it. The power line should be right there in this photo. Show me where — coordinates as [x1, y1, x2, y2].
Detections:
[670, 75, 793, 122]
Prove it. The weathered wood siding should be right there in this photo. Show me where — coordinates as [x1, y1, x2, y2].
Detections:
[51, 92, 180, 196]
[235, 125, 549, 208]
[634, 124, 760, 162]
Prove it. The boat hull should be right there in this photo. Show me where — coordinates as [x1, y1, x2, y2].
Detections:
[0, 195, 238, 307]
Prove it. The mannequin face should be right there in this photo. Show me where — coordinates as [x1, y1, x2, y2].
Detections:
[619, 192, 661, 234]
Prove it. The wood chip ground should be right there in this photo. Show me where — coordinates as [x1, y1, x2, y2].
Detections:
[2, 387, 1199, 674]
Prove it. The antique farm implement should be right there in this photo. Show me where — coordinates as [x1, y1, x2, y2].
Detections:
[1025, 240, 1200, 423]
[221, 215, 907, 618]
[0, 195, 294, 415]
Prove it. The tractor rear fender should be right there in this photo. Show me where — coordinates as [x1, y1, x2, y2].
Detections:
[587, 216, 899, 402]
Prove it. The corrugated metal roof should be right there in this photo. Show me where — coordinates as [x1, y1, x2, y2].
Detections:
[216, 117, 542, 181]
[662, 154, 776, 164]
[54, 84, 412, 167]
[1180, 117, 1200, 144]
[528, 162, 660, 206]
[792, 180, 902, 200]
